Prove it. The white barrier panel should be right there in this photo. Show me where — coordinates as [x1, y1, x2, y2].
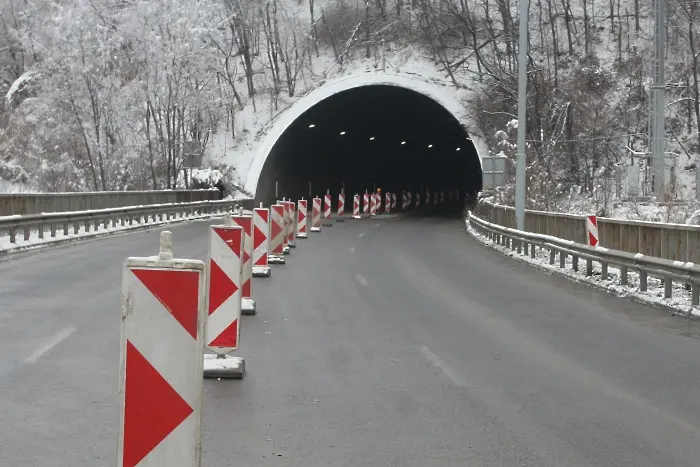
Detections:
[119, 231, 205, 467]
[336, 192, 345, 222]
[311, 197, 322, 232]
[385, 193, 392, 214]
[297, 199, 308, 238]
[232, 214, 255, 315]
[363, 193, 370, 216]
[204, 224, 244, 378]
[269, 204, 286, 264]
[252, 207, 271, 278]
[353, 194, 361, 219]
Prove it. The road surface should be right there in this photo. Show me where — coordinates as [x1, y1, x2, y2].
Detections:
[1, 213, 700, 466]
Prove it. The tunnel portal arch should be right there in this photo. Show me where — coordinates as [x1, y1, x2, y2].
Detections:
[245, 72, 484, 196]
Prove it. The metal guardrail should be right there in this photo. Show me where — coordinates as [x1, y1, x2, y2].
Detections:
[0, 200, 241, 247]
[468, 212, 700, 307]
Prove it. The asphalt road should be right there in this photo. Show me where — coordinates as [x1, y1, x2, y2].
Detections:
[2, 213, 700, 466]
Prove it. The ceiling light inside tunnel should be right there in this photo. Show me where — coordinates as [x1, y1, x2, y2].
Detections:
[428, 144, 433, 148]
[401, 141, 406, 145]
[340, 131, 346, 135]
[369, 136, 375, 140]
[456, 147, 461, 151]
[308, 124, 315, 128]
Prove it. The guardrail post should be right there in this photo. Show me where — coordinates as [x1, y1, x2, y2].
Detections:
[50, 223, 56, 238]
[663, 278, 672, 299]
[549, 248, 555, 265]
[559, 251, 566, 268]
[572, 255, 579, 272]
[601, 262, 608, 280]
[9, 227, 15, 244]
[38, 223, 44, 239]
[639, 271, 648, 291]
[586, 258, 593, 276]
[620, 266, 628, 285]
[23, 226, 30, 241]
[523, 242, 528, 256]
[530, 243, 536, 258]
[692, 283, 699, 306]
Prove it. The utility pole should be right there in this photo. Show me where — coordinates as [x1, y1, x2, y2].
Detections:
[650, 0, 666, 198]
[514, 0, 529, 230]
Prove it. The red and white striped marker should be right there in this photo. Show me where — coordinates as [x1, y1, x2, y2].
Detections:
[323, 192, 333, 226]
[278, 200, 291, 254]
[433, 191, 438, 204]
[415, 193, 421, 208]
[586, 215, 599, 247]
[252, 206, 271, 278]
[204, 223, 244, 378]
[297, 199, 308, 238]
[232, 214, 255, 315]
[288, 201, 297, 247]
[370, 193, 377, 216]
[269, 204, 286, 264]
[311, 197, 322, 232]
[407, 191, 412, 208]
[352, 194, 361, 219]
[336, 192, 345, 222]
[119, 231, 206, 467]
[401, 192, 408, 210]
[385, 192, 392, 213]
[363, 192, 370, 216]
[391, 193, 397, 210]
[425, 190, 431, 205]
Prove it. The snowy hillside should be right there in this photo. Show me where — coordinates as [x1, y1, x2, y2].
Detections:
[1, 0, 699, 221]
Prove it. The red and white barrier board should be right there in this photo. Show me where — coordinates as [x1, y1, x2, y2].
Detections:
[288, 201, 297, 247]
[297, 199, 308, 238]
[336, 192, 345, 222]
[407, 191, 412, 208]
[311, 197, 322, 232]
[119, 231, 206, 467]
[204, 224, 245, 378]
[353, 194, 361, 219]
[363, 193, 370, 216]
[401, 192, 407, 210]
[391, 193, 397, 210]
[269, 204, 286, 264]
[323, 192, 333, 226]
[370, 193, 377, 216]
[415, 193, 421, 208]
[586, 215, 599, 247]
[385, 193, 392, 213]
[232, 214, 255, 315]
[252, 207, 271, 277]
[425, 190, 431, 205]
[278, 201, 290, 254]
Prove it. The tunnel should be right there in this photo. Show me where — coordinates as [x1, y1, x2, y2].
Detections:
[254, 84, 482, 210]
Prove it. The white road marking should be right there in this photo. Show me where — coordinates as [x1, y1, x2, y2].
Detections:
[349, 247, 355, 254]
[359, 233, 365, 237]
[354, 274, 368, 287]
[420, 345, 467, 388]
[26, 327, 77, 363]
[375, 223, 380, 227]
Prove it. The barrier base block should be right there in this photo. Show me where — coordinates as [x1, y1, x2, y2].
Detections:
[203, 354, 245, 379]
[269, 254, 286, 264]
[310, 227, 321, 232]
[297, 232, 308, 238]
[289, 241, 297, 248]
[283, 246, 290, 255]
[252, 265, 272, 277]
[242, 298, 257, 315]
[353, 215, 362, 219]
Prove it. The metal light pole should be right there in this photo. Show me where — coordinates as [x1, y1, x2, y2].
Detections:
[514, 0, 530, 230]
[650, 0, 666, 199]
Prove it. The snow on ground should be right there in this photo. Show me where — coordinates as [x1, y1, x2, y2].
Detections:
[467, 217, 699, 316]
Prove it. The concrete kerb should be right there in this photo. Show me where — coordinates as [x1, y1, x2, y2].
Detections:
[464, 219, 697, 320]
[0, 210, 234, 262]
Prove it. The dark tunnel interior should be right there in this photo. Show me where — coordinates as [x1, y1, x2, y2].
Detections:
[255, 85, 482, 210]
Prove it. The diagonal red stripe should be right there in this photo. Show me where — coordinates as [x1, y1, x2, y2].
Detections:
[209, 259, 238, 315]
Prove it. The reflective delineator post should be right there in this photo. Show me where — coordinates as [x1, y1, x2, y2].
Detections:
[269, 204, 286, 264]
[204, 223, 245, 378]
[231, 213, 256, 315]
[119, 231, 206, 467]
[252, 206, 272, 278]
[311, 197, 322, 232]
[353, 194, 361, 219]
[297, 199, 308, 238]
[586, 215, 599, 247]
[370, 193, 377, 216]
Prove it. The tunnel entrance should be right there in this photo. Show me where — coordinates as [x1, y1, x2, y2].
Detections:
[254, 82, 482, 208]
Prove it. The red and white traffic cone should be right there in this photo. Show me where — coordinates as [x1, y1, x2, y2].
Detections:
[363, 192, 370, 217]
[252, 205, 271, 278]
[336, 191, 346, 222]
[311, 197, 322, 232]
[323, 191, 334, 227]
[353, 194, 361, 219]
[385, 192, 392, 213]
[297, 199, 308, 238]
[269, 204, 286, 264]
[231, 213, 255, 315]
[204, 223, 245, 378]
[119, 231, 207, 467]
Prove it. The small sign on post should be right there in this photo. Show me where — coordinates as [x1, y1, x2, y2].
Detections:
[482, 155, 507, 190]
